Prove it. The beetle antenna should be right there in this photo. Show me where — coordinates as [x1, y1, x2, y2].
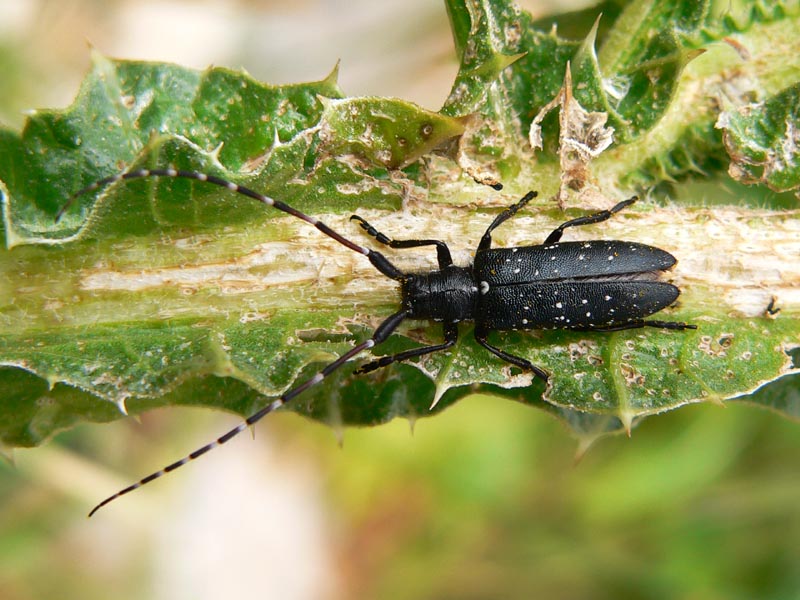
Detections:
[56, 168, 404, 280]
[88, 308, 410, 517]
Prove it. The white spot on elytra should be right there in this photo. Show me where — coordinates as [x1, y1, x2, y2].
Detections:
[480, 281, 490, 294]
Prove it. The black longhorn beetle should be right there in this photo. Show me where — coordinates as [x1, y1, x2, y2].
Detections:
[57, 168, 696, 515]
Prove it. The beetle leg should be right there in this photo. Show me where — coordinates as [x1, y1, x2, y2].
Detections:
[355, 322, 458, 374]
[543, 196, 638, 245]
[580, 319, 696, 332]
[474, 327, 549, 381]
[764, 297, 781, 317]
[350, 215, 453, 269]
[477, 191, 538, 251]
[642, 319, 697, 330]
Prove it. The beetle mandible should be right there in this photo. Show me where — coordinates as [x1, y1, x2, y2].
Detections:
[57, 169, 696, 515]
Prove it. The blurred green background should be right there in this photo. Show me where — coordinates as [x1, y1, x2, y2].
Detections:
[2, 1, 799, 599]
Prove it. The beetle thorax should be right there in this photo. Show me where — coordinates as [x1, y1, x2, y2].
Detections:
[401, 265, 477, 323]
